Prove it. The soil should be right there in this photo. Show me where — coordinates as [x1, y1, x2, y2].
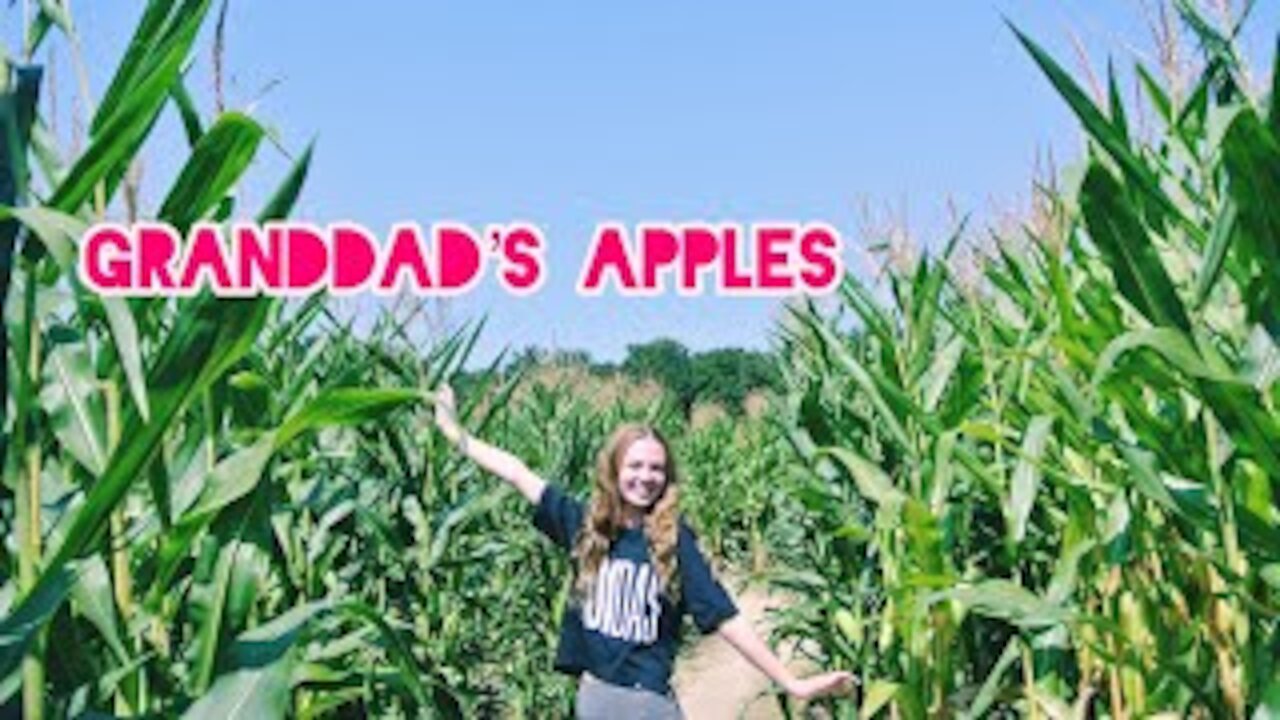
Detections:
[673, 581, 813, 720]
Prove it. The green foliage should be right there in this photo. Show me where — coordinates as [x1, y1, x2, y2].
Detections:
[622, 337, 696, 415]
[770, 13, 1280, 718]
[490, 340, 781, 417]
[689, 348, 780, 415]
[622, 338, 780, 416]
[6, 3, 1276, 718]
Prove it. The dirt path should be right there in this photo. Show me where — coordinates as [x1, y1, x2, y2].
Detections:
[673, 581, 806, 720]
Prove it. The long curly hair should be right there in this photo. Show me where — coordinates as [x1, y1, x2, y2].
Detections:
[573, 424, 681, 603]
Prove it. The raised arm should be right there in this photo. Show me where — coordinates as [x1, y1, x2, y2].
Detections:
[716, 615, 854, 701]
[432, 384, 547, 504]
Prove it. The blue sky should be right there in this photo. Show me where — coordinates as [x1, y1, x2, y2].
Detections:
[8, 2, 1279, 367]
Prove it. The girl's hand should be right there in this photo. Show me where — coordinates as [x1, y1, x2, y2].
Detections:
[716, 615, 855, 704]
[785, 671, 855, 700]
[433, 383, 464, 444]
[426, 384, 546, 503]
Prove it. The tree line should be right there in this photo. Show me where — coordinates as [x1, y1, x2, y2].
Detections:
[496, 339, 780, 417]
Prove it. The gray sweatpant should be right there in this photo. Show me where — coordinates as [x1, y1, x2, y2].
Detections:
[576, 673, 684, 720]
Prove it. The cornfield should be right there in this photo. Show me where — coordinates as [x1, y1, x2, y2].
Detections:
[772, 6, 1280, 718]
[0, 1, 1277, 718]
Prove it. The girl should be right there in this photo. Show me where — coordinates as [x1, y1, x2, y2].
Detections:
[433, 384, 853, 718]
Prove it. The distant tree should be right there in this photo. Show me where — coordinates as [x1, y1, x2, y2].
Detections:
[550, 349, 593, 367]
[622, 338, 696, 416]
[689, 348, 779, 414]
[489, 340, 778, 418]
[503, 346, 594, 374]
[588, 360, 619, 377]
[505, 345, 548, 374]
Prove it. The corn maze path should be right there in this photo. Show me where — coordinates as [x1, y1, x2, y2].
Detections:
[673, 582, 813, 719]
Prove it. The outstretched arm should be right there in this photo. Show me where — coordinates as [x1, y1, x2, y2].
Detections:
[432, 384, 547, 504]
[717, 615, 854, 701]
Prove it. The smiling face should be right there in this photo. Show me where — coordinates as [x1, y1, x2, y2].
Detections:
[616, 436, 669, 514]
[577, 425, 681, 599]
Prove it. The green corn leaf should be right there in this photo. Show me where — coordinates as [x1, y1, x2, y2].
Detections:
[1173, 0, 1240, 71]
[930, 580, 1073, 629]
[1235, 503, 1280, 563]
[811, 319, 912, 453]
[816, 446, 906, 510]
[1107, 60, 1129, 145]
[69, 555, 129, 664]
[275, 387, 421, 450]
[0, 206, 151, 421]
[839, 277, 895, 347]
[191, 486, 282, 697]
[193, 536, 244, 694]
[93, 0, 209, 135]
[425, 492, 504, 571]
[1261, 565, 1280, 592]
[1010, 22, 1189, 232]
[49, 55, 178, 211]
[1136, 63, 1172, 125]
[0, 201, 78, 269]
[1197, 380, 1280, 480]
[149, 434, 275, 602]
[171, 75, 205, 147]
[0, 563, 80, 699]
[1, 60, 43, 212]
[91, 652, 155, 705]
[53, 3, 211, 213]
[23, 7, 57, 59]
[1270, 35, 1280, 136]
[152, 387, 417, 603]
[1092, 327, 1238, 387]
[960, 637, 1020, 720]
[1193, 199, 1238, 308]
[1116, 443, 1181, 516]
[0, 297, 270, 683]
[1080, 162, 1191, 332]
[859, 679, 899, 720]
[921, 334, 963, 414]
[1008, 415, 1054, 545]
[907, 257, 949, 384]
[101, 296, 150, 422]
[29, 119, 67, 191]
[1113, 443, 1279, 561]
[1048, 533, 1096, 604]
[1178, 64, 1212, 144]
[929, 430, 957, 514]
[1220, 110, 1280, 341]
[40, 339, 107, 475]
[183, 644, 294, 720]
[158, 112, 265, 233]
[91, 0, 180, 133]
[1256, 678, 1280, 720]
[334, 601, 433, 706]
[257, 140, 313, 223]
[426, 316, 486, 389]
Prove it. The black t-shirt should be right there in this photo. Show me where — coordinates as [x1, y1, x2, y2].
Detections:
[532, 483, 738, 695]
